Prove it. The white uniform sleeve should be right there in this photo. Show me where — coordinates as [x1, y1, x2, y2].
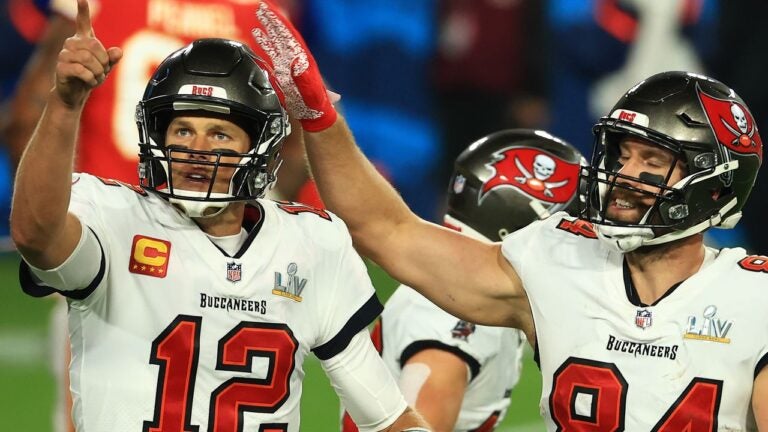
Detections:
[383, 286, 500, 380]
[502, 212, 601, 299]
[312, 218, 383, 360]
[321, 330, 407, 432]
[500, 217, 548, 285]
[19, 174, 110, 299]
[24, 220, 103, 291]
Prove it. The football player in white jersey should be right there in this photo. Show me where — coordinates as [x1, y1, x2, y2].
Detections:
[252, 4, 768, 430]
[342, 130, 584, 432]
[10, 1, 431, 430]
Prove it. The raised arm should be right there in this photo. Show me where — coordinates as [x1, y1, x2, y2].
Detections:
[251, 1, 532, 332]
[303, 121, 528, 328]
[10, 0, 121, 269]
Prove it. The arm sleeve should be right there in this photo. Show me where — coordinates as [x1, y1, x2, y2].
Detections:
[18, 174, 110, 299]
[383, 287, 498, 381]
[757, 352, 768, 379]
[311, 219, 383, 360]
[21, 222, 105, 297]
[500, 220, 542, 284]
[321, 329, 408, 432]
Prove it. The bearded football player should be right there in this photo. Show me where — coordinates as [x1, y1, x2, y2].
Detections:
[252, 1, 768, 429]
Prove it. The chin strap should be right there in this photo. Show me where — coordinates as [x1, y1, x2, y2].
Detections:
[595, 197, 739, 253]
[595, 225, 655, 253]
[165, 189, 234, 218]
[169, 199, 229, 219]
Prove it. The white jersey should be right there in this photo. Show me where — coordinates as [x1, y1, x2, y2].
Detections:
[380, 286, 525, 431]
[21, 174, 383, 432]
[502, 213, 768, 431]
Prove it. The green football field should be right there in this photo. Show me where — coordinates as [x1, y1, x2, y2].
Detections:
[0, 252, 545, 431]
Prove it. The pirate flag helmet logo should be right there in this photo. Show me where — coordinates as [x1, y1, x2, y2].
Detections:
[446, 129, 585, 242]
[698, 90, 762, 160]
[481, 147, 581, 204]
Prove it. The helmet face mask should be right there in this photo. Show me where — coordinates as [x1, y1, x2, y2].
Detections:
[585, 121, 691, 230]
[136, 38, 289, 217]
[581, 71, 762, 249]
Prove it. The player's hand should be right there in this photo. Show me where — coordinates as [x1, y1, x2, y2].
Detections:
[251, 1, 337, 132]
[54, 0, 122, 108]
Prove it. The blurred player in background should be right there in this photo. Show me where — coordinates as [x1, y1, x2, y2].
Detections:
[11, 1, 429, 429]
[343, 130, 584, 432]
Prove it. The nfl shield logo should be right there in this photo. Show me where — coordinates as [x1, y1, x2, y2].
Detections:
[226, 262, 242, 283]
[635, 309, 652, 329]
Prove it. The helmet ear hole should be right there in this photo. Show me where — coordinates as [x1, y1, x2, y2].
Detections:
[229, 160, 275, 199]
[711, 187, 724, 201]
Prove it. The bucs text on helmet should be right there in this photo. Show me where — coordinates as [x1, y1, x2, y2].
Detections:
[446, 129, 585, 242]
[136, 38, 290, 217]
[582, 71, 762, 252]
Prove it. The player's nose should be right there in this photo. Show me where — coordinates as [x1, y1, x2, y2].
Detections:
[613, 157, 645, 187]
[184, 135, 215, 161]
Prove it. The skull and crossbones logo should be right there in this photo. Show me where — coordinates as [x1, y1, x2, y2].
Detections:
[722, 103, 756, 148]
[514, 154, 569, 197]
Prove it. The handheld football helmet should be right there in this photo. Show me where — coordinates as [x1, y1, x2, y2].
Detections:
[136, 38, 289, 217]
[445, 129, 585, 242]
[582, 71, 763, 252]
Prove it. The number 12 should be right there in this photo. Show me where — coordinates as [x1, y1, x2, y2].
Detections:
[142, 315, 298, 432]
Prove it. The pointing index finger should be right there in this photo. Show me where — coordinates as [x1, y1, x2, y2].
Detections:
[76, 0, 95, 37]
